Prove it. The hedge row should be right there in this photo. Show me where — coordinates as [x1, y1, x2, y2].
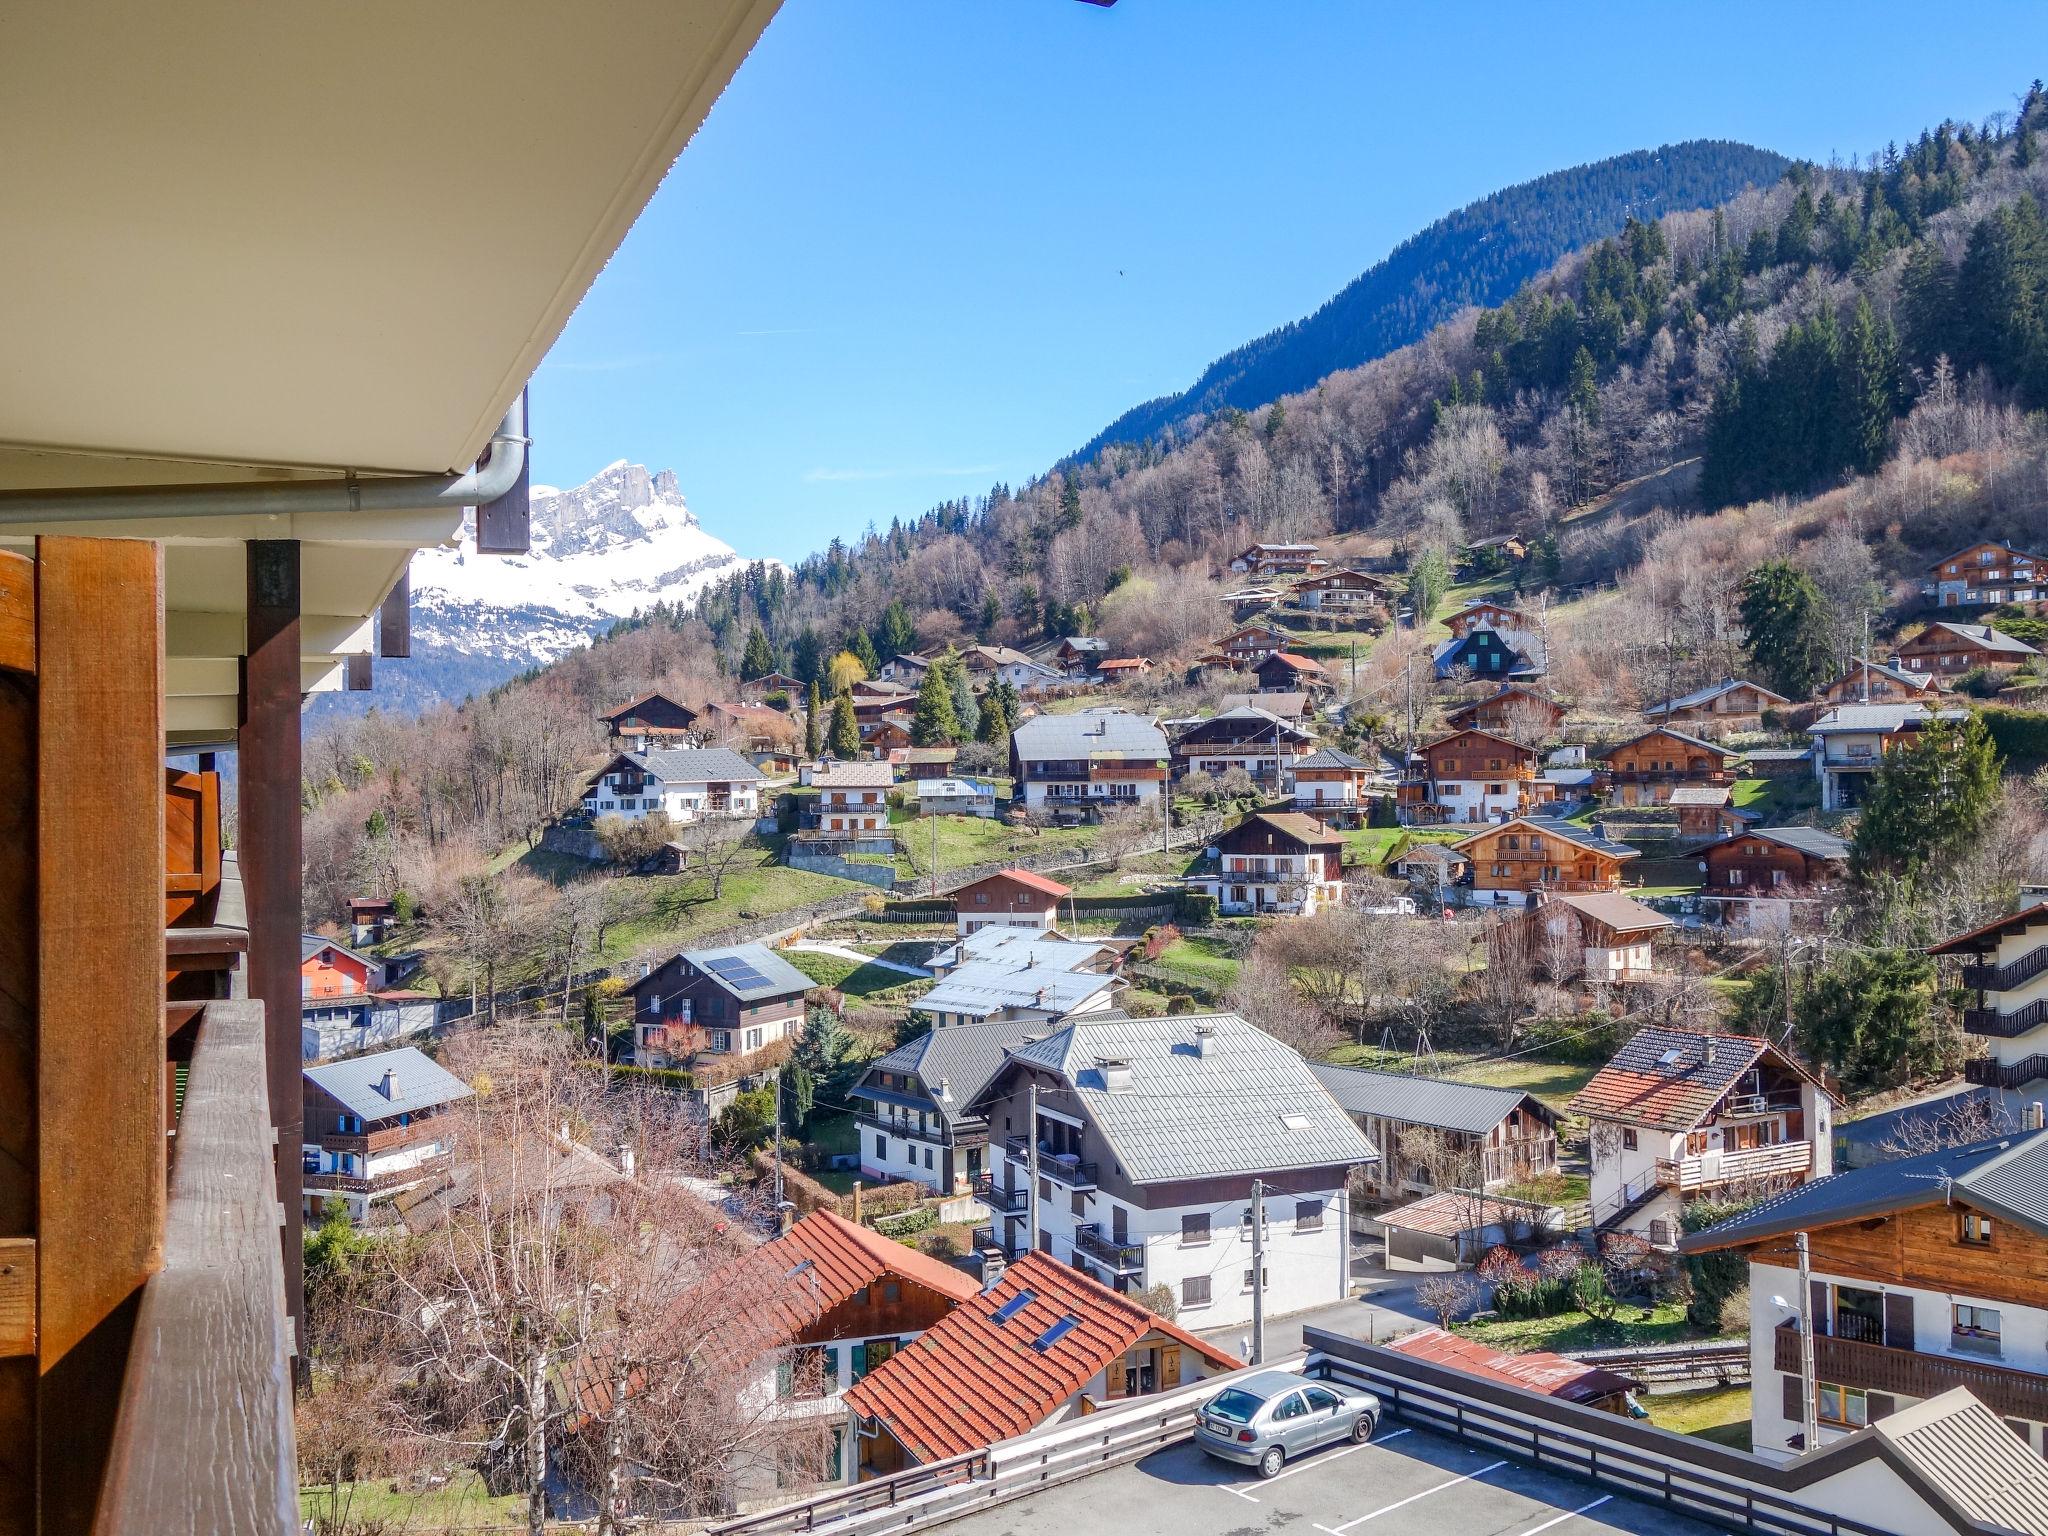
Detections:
[1982, 706, 2048, 767]
[578, 1060, 699, 1091]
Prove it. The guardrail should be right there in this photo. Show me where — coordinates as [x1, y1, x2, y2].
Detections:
[1568, 1339, 1750, 1387]
[1308, 1329, 1896, 1536]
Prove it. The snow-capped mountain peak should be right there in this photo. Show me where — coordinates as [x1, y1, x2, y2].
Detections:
[338, 462, 753, 716]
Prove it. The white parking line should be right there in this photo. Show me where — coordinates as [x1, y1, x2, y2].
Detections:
[1220, 1427, 1413, 1498]
[1310, 1458, 1509, 1534]
[1510, 1494, 1613, 1535]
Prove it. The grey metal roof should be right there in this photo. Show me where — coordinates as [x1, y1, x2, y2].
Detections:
[632, 746, 767, 784]
[917, 962, 1114, 1019]
[1807, 703, 1969, 735]
[679, 942, 812, 1001]
[1307, 1062, 1547, 1137]
[1393, 842, 1467, 865]
[1663, 786, 1729, 807]
[1923, 620, 2041, 655]
[999, 1012, 1375, 1184]
[1878, 1388, 2048, 1534]
[1598, 726, 1732, 759]
[1742, 747, 1812, 763]
[1746, 825, 1850, 860]
[1681, 1128, 2048, 1251]
[303, 932, 374, 968]
[855, 1019, 1032, 1119]
[1220, 691, 1308, 717]
[1293, 747, 1370, 771]
[304, 1046, 471, 1123]
[1011, 708, 1167, 761]
[1646, 676, 1786, 713]
[941, 927, 1113, 972]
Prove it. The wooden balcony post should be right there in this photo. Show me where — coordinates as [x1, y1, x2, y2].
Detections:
[240, 539, 303, 1345]
[0, 550, 33, 1536]
[35, 537, 165, 1535]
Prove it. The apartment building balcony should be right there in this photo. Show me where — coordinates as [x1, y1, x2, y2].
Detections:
[1004, 1136, 1098, 1190]
[1072, 1222, 1146, 1275]
[1961, 1000, 2048, 1038]
[1965, 1054, 2048, 1091]
[970, 1225, 1020, 1260]
[1656, 1140, 1811, 1192]
[1960, 943, 2048, 993]
[975, 1174, 1029, 1214]
[1717, 1090, 1804, 1119]
[1774, 1324, 2048, 1423]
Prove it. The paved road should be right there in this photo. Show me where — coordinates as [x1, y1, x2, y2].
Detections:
[1197, 1255, 1436, 1362]
[936, 1419, 1712, 1536]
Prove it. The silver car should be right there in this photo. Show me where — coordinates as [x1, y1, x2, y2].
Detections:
[1192, 1369, 1382, 1479]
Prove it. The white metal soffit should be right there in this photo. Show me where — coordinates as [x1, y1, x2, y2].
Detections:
[0, 0, 779, 742]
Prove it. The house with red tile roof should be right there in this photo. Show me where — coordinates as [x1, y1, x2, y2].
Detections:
[1568, 1027, 1833, 1248]
[1388, 1328, 1639, 1414]
[842, 1251, 1239, 1478]
[951, 868, 1071, 936]
[564, 1209, 981, 1489]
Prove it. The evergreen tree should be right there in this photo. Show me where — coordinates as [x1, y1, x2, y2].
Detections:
[827, 690, 860, 759]
[1737, 560, 1833, 699]
[1775, 185, 1816, 266]
[1567, 346, 1600, 422]
[783, 1060, 815, 1132]
[791, 626, 823, 686]
[794, 1004, 858, 1108]
[740, 623, 774, 681]
[977, 685, 1011, 746]
[949, 661, 980, 740]
[1408, 547, 1450, 625]
[848, 628, 880, 676]
[1057, 474, 1084, 532]
[977, 590, 1001, 640]
[1850, 711, 2002, 885]
[1898, 242, 1958, 369]
[805, 679, 823, 758]
[879, 601, 916, 660]
[1794, 948, 1942, 1093]
[912, 650, 961, 746]
[1844, 297, 1903, 475]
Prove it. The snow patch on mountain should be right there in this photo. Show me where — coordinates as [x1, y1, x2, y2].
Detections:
[315, 462, 754, 718]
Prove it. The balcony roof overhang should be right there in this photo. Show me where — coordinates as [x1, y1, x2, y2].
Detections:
[0, 0, 779, 743]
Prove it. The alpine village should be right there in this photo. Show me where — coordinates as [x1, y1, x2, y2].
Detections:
[17, 9, 2048, 1536]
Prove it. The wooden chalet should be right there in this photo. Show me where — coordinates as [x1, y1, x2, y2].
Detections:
[1214, 622, 1293, 666]
[1253, 649, 1332, 694]
[1186, 810, 1347, 917]
[1310, 1063, 1558, 1198]
[1596, 727, 1741, 807]
[603, 690, 700, 750]
[1442, 684, 1565, 738]
[1287, 566, 1389, 613]
[1697, 826, 1850, 899]
[1444, 598, 1534, 638]
[1925, 538, 2048, 608]
[1452, 817, 1637, 906]
[737, 670, 803, 704]
[1399, 728, 1548, 825]
[1817, 657, 1938, 706]
[1666, 785, 1746, 843]
[1497, 890, 1671, 985]
[1896, 621, 2040, 680]
[1645, 677, 1788, 736]
[0, 6, 776, 1526]
[1227, 542, 1327, 578]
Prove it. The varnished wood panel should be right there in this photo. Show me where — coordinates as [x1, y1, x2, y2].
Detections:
[36, 535, 165, 1535]
[163, 767, 220, 927]
[0, 549, 32, 1536]
[1738, 1199, 2048, 1310]
[0, 1238, 34, 1356]
[0, 551, 32, 676]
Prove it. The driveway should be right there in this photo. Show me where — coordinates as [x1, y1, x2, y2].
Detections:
[1196, 1250, 1436, 1363]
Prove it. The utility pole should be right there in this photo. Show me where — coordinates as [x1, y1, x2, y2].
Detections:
[1796, 1230, 1818, 1453]
[1250, 1178, 1267, 1365]
[1027, 1081, 1041, 1253]
[1859, 610, 1871, 703]
[772, 1069, 784, 1213]
[930, 806, 940, 899]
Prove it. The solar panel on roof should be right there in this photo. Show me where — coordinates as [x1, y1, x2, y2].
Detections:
[1033, 1315, 1079, 1352]
[992, 1290, 1035, 1324]
[705, 956, 770, 989]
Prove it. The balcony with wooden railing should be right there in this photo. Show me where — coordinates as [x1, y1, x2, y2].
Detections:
[1961, 999, 2048, 1038]
[1, 538, 298, 1535]
[1966, 1054, 2048, 1090]
[1774, 1324, 2048, 1423]
[1656, 1140, 1811, 1192]
[1960, 942, 2048, 993]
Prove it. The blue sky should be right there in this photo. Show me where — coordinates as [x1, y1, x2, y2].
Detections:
[533, 1, 2048, 561]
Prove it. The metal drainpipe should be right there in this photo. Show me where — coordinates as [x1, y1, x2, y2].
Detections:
[0, 392, 528, 523]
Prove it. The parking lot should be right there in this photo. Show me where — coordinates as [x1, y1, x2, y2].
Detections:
[939, 1420, 1716, 1536]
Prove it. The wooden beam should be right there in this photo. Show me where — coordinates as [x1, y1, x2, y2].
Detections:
[0, 548, 31, 1536]
[343, 650, 372, 691]
[377, 558, 411, 659]
[239, 539, 303, 1345]
[36, 535, 165, 1536]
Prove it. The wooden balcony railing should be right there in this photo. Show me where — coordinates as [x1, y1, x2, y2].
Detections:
[1966, 1054, 2048, 1090]
[1961, 1000, 2048, 1038]
[1960, 942, 2048, 993]
[1774, 1324, 2048, 1423]
[1656, 1140, 1811, 1192]
[99, 997, 298, 1534]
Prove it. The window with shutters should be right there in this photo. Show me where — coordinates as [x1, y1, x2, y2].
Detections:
[1294, 1199, 1324, 1232]
[1181, 1212, 1210, 1246]
[1817, 1383, 1867, 1428]
[1182, 1274, 1212, 1308]
[1959, 1210, 1995, 1245]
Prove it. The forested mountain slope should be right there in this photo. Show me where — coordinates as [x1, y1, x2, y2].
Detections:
[1070, 142, 1790, 462]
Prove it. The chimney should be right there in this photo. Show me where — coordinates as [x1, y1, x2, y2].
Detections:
[978, 1249, 1008, 1290]
[852, 1180, 862, 1224]
[1887, 653, 1903, 670]
[378, 1066, 399, 1100]
[1098, 1056, 1134, 1092]
[938, 1077, 954, 1105]
[1702, 1035, 1716, 1067]
[1034, 988, 1048, 1008]
[1194, 1023, 1217, 1058]
[618, 1144, 636, 1178]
